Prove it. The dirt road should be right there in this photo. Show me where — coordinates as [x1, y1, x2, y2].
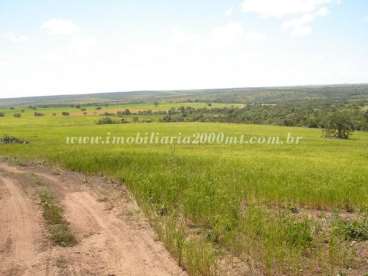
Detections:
[0, 161, 186, 276]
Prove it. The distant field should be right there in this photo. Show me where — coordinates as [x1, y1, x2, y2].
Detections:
[1, 103, 368, 275]
[0, 102, 243, 123]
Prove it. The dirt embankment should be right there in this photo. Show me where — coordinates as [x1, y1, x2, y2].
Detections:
[0, 161, 186, 276]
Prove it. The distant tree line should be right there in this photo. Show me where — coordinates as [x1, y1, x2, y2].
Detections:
[160, 103, 368, 138]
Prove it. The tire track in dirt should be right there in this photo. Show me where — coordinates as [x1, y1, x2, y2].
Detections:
[38, 172, 184, 276]
[0, 175, 45, 276]
[0, 162, 186, 276]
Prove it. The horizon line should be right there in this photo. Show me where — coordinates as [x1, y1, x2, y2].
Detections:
[1, 82, 368, 100]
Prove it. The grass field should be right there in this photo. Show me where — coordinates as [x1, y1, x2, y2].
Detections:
[0, 102, 243, 116]
[1, 103, 368, 275]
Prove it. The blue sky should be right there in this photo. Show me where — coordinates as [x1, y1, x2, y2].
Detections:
[0, 0, 367, 98]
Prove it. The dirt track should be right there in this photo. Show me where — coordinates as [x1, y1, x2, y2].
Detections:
[0, 162, 186, 276]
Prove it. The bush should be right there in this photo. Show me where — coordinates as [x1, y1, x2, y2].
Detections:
[97, 117, 114, 125]
[334, 218, 368, 241]
[0, 112, 5, 117]
[62, 112, 70, 116]
[34, 112, 45, 117]
[102, 112, 115, 116]
[96, 117, 126, 125]
[0, 135, 29, 144]
[323, 112, 355, 139]
[13, 113, 22, 118]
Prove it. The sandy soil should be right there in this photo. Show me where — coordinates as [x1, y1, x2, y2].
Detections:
[0, 162, 186, 276]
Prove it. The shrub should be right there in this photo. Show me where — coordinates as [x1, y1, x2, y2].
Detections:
[34, 112, 45, 117]
[62, 112, 70, 116]
[323, 112, 355, 139]
[0, 135, 29, 144]
[97, 117, 114, 125]
[117, 109, 131, 116]
[102, 112, 115, 116]
[334, 218, 368, 241]
[13, 113, 22, 118]
[0, 112, 5, 117]
[96, 117, 126, 125]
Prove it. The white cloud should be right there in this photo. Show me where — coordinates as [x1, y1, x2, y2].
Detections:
[282, 13, 315, 36]
[241, 0, 332, 18]
[211, 22, 266, 44]
[225, 7, 234, 17]
[41, 19, 80, 35]
[241, 0, 339, 36]
[244, 31, 267, 41]
[172, 22, 266, 51]
[1, 32, 28, 43]
[210, 22, 245, 44]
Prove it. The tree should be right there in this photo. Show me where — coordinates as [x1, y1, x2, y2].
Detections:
[323, 112, 355, 139]
[364, 111, 368, 122]
[97, 117, 114, 125]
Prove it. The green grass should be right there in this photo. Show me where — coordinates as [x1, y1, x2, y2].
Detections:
[39, 188, 77, 247]
[0, 102, 242, 117]
[333, 217, 368, 241]
[0, 105, 367, 275]
[0, 102, 243, 127]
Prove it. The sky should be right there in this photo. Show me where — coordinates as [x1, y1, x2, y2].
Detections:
[0, 0, 367, 98]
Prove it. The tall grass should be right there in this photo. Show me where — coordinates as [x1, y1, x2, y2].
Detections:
[1, 115, 368, 274]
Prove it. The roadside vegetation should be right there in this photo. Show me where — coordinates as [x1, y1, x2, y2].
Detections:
[39, 188, 77, 247]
